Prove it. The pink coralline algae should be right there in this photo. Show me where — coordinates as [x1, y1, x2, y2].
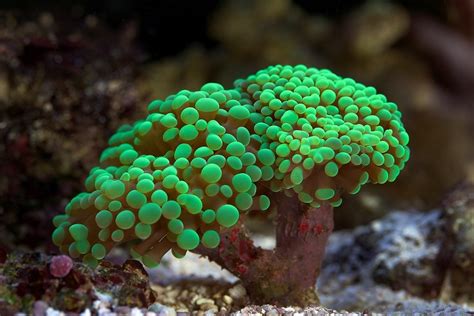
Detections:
[49, 255, 74, 278]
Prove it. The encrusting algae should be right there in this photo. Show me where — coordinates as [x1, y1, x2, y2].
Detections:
[51, 65, 410, 268]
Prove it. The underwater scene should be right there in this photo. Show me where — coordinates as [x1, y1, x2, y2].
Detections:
[0, 0, 473, 315]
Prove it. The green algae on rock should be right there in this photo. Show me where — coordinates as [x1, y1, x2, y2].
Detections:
[52, 65, 409, 270]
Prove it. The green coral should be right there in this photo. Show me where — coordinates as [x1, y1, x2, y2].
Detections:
[52, 65, 410, 267]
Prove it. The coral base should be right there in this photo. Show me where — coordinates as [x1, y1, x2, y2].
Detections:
[195, 195, 334, 306]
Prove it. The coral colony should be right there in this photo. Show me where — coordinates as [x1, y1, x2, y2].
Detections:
[52, 65, 409, 304]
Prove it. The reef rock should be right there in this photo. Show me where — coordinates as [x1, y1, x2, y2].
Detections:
[320, 209, 448, 301]
[0, 252, 156, 313]
[440, 181, 474, 305]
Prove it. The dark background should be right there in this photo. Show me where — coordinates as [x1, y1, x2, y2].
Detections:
[1, 0, 473, 250]
[0, 0, 450, 59]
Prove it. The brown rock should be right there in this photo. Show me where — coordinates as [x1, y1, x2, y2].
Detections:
[440, 181, 474, 305]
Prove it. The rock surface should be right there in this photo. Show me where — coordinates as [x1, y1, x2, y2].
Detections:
[440, 181, 474, 305]
[2, 205, 474, 315]
[144, 208, 473, 314]
[0, 12, 143, 250]
[319, 210, 448, 300]
[0, 253, 155, 313]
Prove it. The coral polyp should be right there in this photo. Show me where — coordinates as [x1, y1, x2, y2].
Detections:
[52, 65, 410, 268]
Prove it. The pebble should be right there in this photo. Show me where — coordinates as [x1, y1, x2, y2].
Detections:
[33, 300, 49, 316]
[266, 309, 279, 316]
[196, 298, 215, 305]
[80, 309, 92, 316]
[149, 303, 177, 316]
[200, 303, 218, 312]
[222, 295, 233, 305]
[228, 284, 246, 300]
[130, 308, 144, 316]
[114, 306, 131, 315]
[93, 299, 112, 314]
[45, 307, 64, 316]
[157, 309, 177, 316]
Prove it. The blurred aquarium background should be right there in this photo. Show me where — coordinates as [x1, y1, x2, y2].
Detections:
[1, 0, 472, 249]
[0, 0, 473, 314]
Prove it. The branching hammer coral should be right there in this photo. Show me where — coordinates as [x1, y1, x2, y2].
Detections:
[52, 64, 409, 304]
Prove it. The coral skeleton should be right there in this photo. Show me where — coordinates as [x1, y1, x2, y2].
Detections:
[52, 64, 409, 304]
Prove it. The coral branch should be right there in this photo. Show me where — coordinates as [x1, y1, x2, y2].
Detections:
[275, 195, 334, 294]
[194, 224, 269, 280]
[195, 195, 333, 306]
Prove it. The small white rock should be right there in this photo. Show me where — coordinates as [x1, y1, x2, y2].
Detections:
[45, 308, 65, 316]
[80, 308, 92, 316]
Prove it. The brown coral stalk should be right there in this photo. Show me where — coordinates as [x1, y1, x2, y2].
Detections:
[194, 195, 334, 306]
